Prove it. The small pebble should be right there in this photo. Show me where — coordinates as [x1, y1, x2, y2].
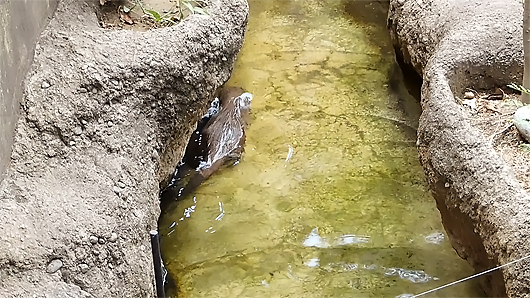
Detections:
[69, 140, 76, 146]
[98, 237, 106, 245]
[138, 72, 145, 78]
[109, 233, 118, 243]
[89, 236, 98, 244]
[79, 263, 89, 273]
[41, 81, 51, 89]
[46, 259, 63, 273]
[81, 119, 88, 125]
[111, 80, 119, 86]
[78, 87, 87, 93]
[463, 91, 475, 99]
[108, 121, 114, 127]
[221, 57, 227, 61]
[74, 127, 83, 135]
[92, 249, 100, 256]
[117, 182, 126, 188]
[92, 88, 97, 93]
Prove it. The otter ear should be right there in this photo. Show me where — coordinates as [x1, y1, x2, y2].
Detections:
[238, 92, 253, 108]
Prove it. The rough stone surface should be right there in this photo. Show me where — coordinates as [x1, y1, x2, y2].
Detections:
[389, 0, 530, 297]
[0, 0, 248, 297]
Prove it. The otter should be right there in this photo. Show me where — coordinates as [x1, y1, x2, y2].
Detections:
[160, 87, 253, 206]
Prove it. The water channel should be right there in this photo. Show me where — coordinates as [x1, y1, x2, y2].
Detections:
[158, 0, 484, 297]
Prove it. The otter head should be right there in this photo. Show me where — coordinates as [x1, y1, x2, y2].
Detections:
[237, 92, 253, 110]
[218, 86, 253, 111]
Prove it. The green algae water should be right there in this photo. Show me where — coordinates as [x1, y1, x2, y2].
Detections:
[159, 0, 483, 297]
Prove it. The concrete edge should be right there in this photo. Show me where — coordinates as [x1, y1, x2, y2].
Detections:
[0, 0, 59, 183]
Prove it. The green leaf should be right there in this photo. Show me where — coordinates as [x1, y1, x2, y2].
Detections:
[147, 9, 161, 21]
[193, 7, 208, 15]
[508, 83, 530, 95]
[520, 143, 530, 152]
[182, 1, 194, 13]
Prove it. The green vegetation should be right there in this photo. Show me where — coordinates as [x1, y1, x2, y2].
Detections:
[124, 0, 208, 27]
[508, 83, 530, 96]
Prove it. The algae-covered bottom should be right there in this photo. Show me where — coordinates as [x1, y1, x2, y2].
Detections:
[159, 0, 483, 297]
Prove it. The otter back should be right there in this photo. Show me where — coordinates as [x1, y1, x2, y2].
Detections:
[160, 87, 253, 207]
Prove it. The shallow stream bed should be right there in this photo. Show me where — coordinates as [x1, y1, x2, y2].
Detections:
[158, 1, 483, 297]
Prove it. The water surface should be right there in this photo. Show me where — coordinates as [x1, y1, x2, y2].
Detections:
[159, 1, 483, 297]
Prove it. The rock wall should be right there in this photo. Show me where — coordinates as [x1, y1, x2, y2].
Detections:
[0, 0, 58, 183]
[388, 0, 530, 297]
[0, 0, 249, 297]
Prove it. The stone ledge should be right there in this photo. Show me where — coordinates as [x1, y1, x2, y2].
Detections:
[389, 0, 530, 297]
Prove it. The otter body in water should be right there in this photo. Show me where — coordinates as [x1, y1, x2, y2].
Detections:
[160, 87, 253, 205]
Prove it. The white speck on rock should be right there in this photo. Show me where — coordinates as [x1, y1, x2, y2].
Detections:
[109, 233, 118, 243]
[41, 81, 51, 89]
[79, 263, 89, 273]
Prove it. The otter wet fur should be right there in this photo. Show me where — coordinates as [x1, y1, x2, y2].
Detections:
[160, 87, 253, 207]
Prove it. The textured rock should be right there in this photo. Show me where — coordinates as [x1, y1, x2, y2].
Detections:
[0, 0, 249, 297]
[389, 0, 530, 297]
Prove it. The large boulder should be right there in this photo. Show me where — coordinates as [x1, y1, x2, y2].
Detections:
[389, 0, 530, 297]
[0, 0, 248, 297]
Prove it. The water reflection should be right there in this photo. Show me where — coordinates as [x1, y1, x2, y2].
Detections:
[303, 228, 370, 248]
[158, 0, 483, 297]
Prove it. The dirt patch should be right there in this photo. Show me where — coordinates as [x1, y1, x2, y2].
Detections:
[457, 90, 530, 192]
